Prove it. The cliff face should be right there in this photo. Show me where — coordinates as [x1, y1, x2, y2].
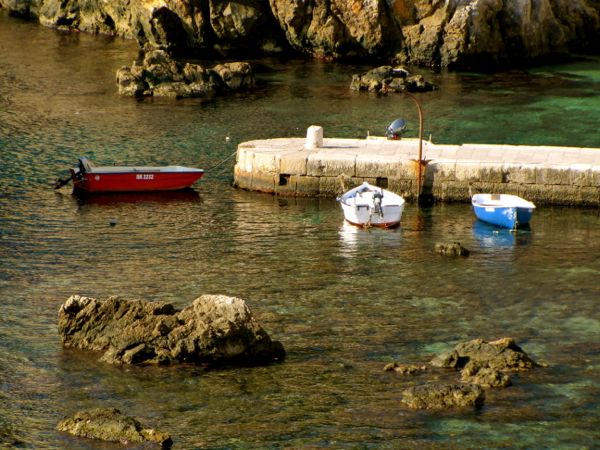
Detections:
[2, 0, 599, 68]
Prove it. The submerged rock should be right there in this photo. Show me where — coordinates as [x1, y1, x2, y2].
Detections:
[401, 383, 485, 409]
[116, 48, 254, 98]
[460, 361, 512, 388]
[435, 241, 470, 257]
[430, 337, 538, 371]
[58, 294, 285, 366]
[57, 408, 172, 448]
[383, 362, 428, 374]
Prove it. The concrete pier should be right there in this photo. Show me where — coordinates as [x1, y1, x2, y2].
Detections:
[233, 133, 600, 206]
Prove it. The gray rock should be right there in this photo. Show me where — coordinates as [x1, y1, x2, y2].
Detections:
[57, 408, 172, 447]
[58, 294, 285, 365]
[401, 383, 485, 409]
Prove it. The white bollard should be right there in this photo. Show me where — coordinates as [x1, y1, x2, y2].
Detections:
[305, 125, 323, 149]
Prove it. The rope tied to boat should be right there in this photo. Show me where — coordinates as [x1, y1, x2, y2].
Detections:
[203, 150, 238, 174]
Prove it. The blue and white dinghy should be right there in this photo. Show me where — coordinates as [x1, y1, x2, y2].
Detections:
[471, 193, 536, 229]
[337, 182, 406, 228]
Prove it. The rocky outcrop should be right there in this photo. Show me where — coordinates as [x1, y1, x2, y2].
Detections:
[384, 337, 539, 409]
[350, 65, 436, 93]
[58, 294, 285, 365]
[116, 48, 254, 98]
[401, 383, 485, 409]
[2, 0, 599, 67]
[386, 337, 538, 392]
[57, 408, 172, 447]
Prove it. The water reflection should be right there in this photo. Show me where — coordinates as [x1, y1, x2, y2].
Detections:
[337, 221, 403, 259]
[72, 188, 202, 206]
[472, 219, 533, 248]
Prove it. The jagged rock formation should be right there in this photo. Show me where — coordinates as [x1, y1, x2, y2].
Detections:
[116, 47, 254, 97]
[58, 294, 285, 365]
[57, 408, 172, 448]
[2, 0, 599, 67]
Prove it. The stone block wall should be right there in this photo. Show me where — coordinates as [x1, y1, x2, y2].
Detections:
[233, 140, 600, 206]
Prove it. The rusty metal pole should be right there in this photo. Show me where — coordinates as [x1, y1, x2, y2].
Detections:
[402, 90, 424, 201]
[383, 85, 425, 202]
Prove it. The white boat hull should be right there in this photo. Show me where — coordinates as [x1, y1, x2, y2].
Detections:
[337, 182, 406, 228]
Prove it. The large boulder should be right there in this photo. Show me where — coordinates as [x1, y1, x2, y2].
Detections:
[58, 294, 285, 365]
[115, 48, 254, 98]
[57, 408, 172, 447]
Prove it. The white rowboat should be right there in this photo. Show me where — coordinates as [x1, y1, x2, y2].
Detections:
[337, 182, 406, 228]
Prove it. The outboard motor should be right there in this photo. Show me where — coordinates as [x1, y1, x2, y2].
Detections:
[386, 118, 406, 140]
[373, 189, 384, 217]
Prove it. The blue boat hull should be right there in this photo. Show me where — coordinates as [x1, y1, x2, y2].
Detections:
[472, 205, 534, 229]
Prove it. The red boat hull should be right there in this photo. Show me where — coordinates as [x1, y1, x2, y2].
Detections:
[71, 168, 204, 193]
[57, 158, 205, 193]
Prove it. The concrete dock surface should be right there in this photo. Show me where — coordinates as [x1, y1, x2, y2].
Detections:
[233, 132, 600, 206]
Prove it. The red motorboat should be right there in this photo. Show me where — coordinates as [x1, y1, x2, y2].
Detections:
[55, 158, 204, 193]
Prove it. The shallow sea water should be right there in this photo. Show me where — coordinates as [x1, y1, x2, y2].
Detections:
[1, 11, 600, 449]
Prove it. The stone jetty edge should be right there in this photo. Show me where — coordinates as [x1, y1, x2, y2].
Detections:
[233, 136, 600, 206]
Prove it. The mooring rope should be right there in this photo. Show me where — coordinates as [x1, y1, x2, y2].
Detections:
[203, 150, 238, 174]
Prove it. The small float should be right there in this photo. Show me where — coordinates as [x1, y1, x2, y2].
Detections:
[471, 193, 535, 229]
[337, 182, 406, 228]
[54, 158, 204, 193]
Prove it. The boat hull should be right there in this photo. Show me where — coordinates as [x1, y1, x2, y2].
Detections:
[337, 182, 406, 228]
[69, 158, 205, 193]
[73, 171, 204, 193]
[471, 194, 535, 229]
[340, 202, 403, 228]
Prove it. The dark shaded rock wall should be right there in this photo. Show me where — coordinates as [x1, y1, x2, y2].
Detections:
[2, 0, 599, 67]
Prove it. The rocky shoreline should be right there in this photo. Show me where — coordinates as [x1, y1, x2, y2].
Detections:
[2, 1, 599, 69]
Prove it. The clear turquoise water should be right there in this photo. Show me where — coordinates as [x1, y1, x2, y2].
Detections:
[1, 11, 599, 449]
